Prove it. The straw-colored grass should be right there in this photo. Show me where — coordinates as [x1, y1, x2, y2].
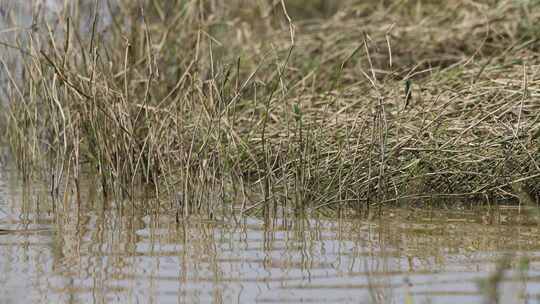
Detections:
[2, 0, 540, 216]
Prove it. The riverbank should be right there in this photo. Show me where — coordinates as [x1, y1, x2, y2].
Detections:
[3, 1, 540, 215]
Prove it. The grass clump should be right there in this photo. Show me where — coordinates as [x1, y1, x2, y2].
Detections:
[2, 0, 540, 216]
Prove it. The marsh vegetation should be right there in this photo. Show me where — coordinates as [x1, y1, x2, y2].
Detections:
[2, 0, 540, 217]
[2, 1, 540, 303]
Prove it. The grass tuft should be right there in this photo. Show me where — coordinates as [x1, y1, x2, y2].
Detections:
[2, 0, 540, 216]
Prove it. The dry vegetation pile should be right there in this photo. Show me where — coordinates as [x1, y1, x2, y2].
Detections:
[3, 0, 540, 215]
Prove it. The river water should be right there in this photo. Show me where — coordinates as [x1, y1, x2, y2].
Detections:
[1, 163, 540, 304]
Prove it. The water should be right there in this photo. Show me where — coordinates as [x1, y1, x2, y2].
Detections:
[1, 164, 540, 304]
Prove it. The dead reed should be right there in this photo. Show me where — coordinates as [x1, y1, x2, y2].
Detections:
[2, 0, 540, 216]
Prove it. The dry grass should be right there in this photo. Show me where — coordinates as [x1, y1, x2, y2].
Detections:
[2, 0, 540, 216]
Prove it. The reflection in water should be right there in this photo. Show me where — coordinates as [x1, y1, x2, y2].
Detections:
[1, 167, 540, 303]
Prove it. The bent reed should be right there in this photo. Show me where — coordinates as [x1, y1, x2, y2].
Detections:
[3, 0, 540, 216]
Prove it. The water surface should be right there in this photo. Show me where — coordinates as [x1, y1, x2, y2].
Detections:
[1, 165, 540, 304]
